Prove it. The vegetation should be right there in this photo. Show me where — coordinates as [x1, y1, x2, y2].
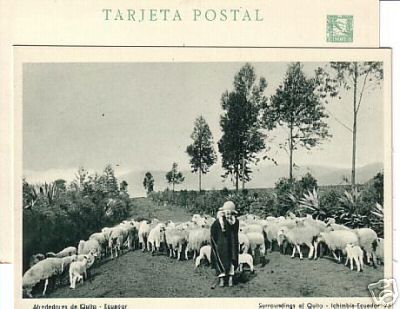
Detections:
[165, 162, 185, 192]
[218, 63, 268, 191]
[143, 172, 155, 195]
[150, 172, 384, 237]
[265, 63, 330, 180]
[317, 62, 383, 189]
[186, 116, 217, 191]
[22, 165, 133, 272]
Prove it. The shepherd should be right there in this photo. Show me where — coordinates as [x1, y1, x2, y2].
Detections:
[210, 201, 239, 287]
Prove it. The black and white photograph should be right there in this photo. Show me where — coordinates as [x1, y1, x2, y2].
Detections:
[17, 49, 391, 300]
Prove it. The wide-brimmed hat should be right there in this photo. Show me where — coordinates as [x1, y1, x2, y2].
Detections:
[218, 201, 237, 214]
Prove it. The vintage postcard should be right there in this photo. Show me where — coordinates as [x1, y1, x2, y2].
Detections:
[0, 0, 381, 265]
[13, 47, 392, 308]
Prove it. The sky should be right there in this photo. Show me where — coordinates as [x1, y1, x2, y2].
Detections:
[23, 62, 384, 185]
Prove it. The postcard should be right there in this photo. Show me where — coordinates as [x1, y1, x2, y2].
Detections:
[12, 46, 392, 308]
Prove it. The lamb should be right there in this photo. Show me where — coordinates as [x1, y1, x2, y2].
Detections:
[194, 245, 211, 268]
[147, 223, 166, 253]
[23, 257, 67, 297]
[29, 253, 45, 268]
[69, 256, 90, 289]
[354, 228, 378, 266]
[373, 237, 384, 265]
[246, 232, 266, 257]
[238, 253, 254, 273]
[185, 227, 211, 260]
[277, 220, 319, 260]
[344, 243, 364, 272]
[46, 246, 77, 258]
[315, 230, 359, 262]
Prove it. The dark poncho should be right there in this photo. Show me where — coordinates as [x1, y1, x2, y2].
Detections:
[210, 217, 239, 276]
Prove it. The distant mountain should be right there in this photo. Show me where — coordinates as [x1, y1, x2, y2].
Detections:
[121, 162, 383, 197]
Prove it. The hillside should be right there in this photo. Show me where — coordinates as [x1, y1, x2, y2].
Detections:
[121, 162, 383, 197]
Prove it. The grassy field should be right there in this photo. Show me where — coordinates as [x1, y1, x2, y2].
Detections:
[41, 198, 382, 298]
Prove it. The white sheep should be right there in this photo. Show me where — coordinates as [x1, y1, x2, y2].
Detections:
[138, 220, 151, 251]
[238, 253, 254, 273]
[373, 237, 384, 265]
[46, 246, 77, 258]
[108, 226, 129, 258]
[277, 220, 319, 260]
[354, 228, 378, 266]
[185, 228, 211, 260]
[147, 223, 166, 253]
[246, 232, 266, 257]
[239, 232, 250, 253]
[344, 243, 364, 272]
[78, 239, 102, 259]
[264, 218, 296, 252]
[194, 245, 211, 268]
[315, 230, 359, 262]
[325, 218, 351, 231]
[23, 257, 69, 297]
[165, 227, 187, 260]
[29, 253, 45, 268]
[69, 256, 89, 289]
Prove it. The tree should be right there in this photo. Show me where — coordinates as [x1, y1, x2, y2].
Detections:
[165, 162, 185, 192]
[98, 164, 119, 197]
[265, 62, 330, 180]
[322, 62, 383, 189]
[186, 116, 217, 191]
[218, 63, 268, 191]
[143, 172, 154, 195]
[120, 180, 128, 193]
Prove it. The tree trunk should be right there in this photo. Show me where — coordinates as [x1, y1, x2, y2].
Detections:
[199, 171, 202, 192]
[242, 152, 245, 190]
[289, 125, 293, 181]
[235, 166, 239, 191]
[351, 63, 358, 190]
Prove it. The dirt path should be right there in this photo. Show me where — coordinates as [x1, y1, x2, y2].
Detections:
[45, 198, 382, 298]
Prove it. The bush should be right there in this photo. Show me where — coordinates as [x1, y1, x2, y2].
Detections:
[22, 166, 133, 272]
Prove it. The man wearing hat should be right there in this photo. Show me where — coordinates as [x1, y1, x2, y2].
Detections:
[210, 200, 239, 287]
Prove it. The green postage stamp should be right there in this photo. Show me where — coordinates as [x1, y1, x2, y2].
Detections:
[326, 15, 353, 43]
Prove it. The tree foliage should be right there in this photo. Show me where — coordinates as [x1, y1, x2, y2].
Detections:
[186, 116, 217, 191]
[218, 63, 268, 190]
[265, 62, 330, 180]
[143, 172, 155, 195]
[165, 162, 185, 192]
[316, 62, 383, 189]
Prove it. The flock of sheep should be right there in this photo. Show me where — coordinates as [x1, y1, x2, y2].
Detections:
[22, 211, 384, 298]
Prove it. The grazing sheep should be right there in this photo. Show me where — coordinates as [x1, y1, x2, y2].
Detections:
[89, 232, 108, 257]
[194, 245, 211, 268]
[373, 237, 384, 265]
[138, 220, 151, 251]
[78, 239, 102, 259]
[354, 228, 378, 266]
[119, 222, 139, 251]
[23, 257, 65, 297]
[147, 223, 166, 253]
[325, 218, 351, 231]
[315, 230, 359, 262]
[239, 232, 250, 254]
[264, 218, 296, 252]
[69, 256, 89, 289]
[29, 253, 45, 268]
[46, 246, 77, 259]
[246, 232, 266, 257]
[185, 228, 211, 260]
[109, 226, 129, 258]
[240, 223, 263, 234]
[345, 244, 364, 272]
[277, 220, 319, 260]
[238, 253, 254, 273]
[165, 227, 188, 260]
